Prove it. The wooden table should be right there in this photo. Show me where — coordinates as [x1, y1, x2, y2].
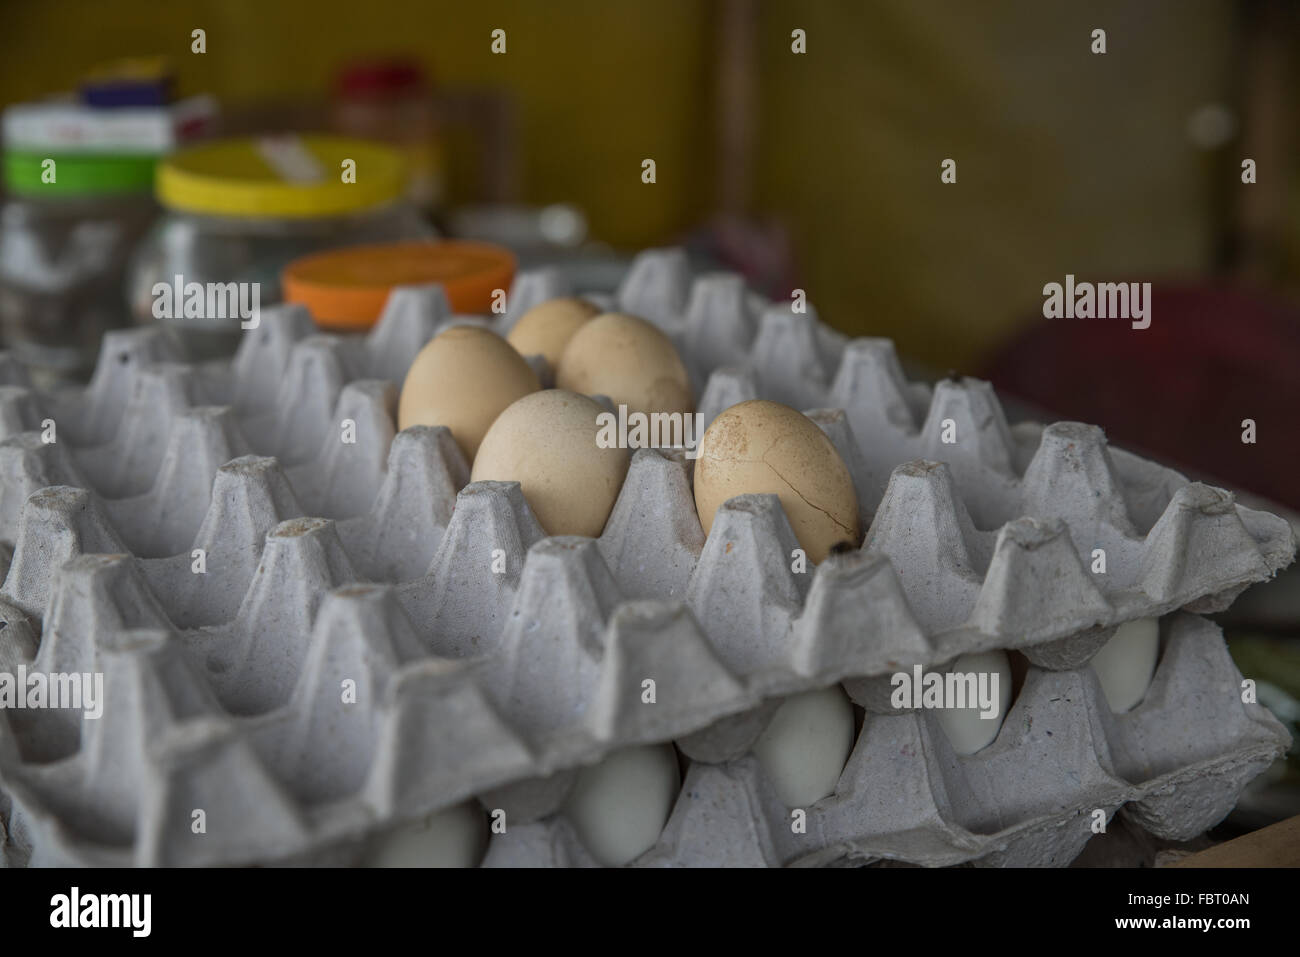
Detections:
[1170, 815, 1300, 867]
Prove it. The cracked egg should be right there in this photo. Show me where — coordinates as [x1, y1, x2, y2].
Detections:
[693, 399, 861, 563]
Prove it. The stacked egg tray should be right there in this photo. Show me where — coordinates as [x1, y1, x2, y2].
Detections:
[0, 248, 1292, 867]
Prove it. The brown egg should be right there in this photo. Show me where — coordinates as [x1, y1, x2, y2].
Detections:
[470, 389, 630, 536]
[693, 399, 860, 562]
[556, 312, 693, 416]
[506, 296, 600, 368]
[398, 325, 540, 462]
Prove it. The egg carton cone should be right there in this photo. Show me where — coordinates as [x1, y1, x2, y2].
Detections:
[481, 613, 1290, 867]
[0, 247, 1293, 867]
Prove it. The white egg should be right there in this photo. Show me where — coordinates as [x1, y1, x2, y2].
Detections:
[934, 650, 1013, 756]
[364, 799, 488, 867]
[564, 744, 680, 866]
[751, 685, 855, 807]
[1090, 617, 1160, 713]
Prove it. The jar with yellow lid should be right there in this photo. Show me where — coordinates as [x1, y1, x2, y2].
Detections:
[127, 134, 433, 357]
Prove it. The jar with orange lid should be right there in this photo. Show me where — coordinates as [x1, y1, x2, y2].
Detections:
[281, 239, 516, 331]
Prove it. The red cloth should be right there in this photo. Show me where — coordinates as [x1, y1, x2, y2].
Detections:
[982, 282, 1300, 510]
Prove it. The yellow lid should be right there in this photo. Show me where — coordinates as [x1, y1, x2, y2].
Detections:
[157, 135, 407, 218]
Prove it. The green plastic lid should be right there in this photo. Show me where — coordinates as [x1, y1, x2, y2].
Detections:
[3, 150, 158, 197]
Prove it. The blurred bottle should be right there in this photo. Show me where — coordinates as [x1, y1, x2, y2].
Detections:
[0, 159, 157, 384]
[0, 59, 215, 384]
[79, 56, 176, 108]
[332, 58, 444, 215]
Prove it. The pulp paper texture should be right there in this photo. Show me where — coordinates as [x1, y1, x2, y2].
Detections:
[0, 249, 1292, 866]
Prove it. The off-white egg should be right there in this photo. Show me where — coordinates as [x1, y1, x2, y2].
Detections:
[506, 296, 600, 368]
[556, 312, 694, 416]
[693, 399, 860, 562]
[470, 389, 630, 536]
[935, 650, 1013, 756]
[398, 325, 541, 462]
[751, 685, 856, 807]
[564, 743, 680, 867]
[1090, 617, 1160, 713]
[364, 800, 488, 867]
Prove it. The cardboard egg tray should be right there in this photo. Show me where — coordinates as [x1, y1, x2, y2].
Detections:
[487, 613, 1288, 866]
[0, 247, 1293, 867]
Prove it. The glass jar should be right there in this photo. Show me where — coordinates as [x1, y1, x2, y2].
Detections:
[128, 134, 434, 359]
[0, 151, 159, 383]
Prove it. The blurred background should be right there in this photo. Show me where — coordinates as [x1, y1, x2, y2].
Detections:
[1, 0, 1298, 857]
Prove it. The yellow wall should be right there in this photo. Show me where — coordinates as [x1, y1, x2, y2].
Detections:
[754, 0, 1235, 368]
[1, 0, 1238, 370]
[0, 0, 716, 247]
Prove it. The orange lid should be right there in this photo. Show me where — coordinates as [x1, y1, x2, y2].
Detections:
[281, 240, 516, 329]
